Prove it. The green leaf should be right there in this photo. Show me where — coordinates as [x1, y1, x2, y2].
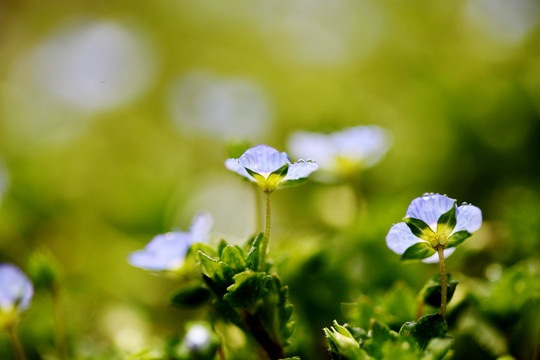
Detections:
[401, 242, 436, 261]
[170, 283, 212, 308]
[218, 239, 228, 256]
[221, 246, 247, 273]
[399, 322, 416, 338]
[198, 251, 223, 280]
[247, 233, 264, 271]
[421, 273, 459, 308]
[191, 243, 218, 258]
[223, 271, 269, 310]
[446, 231, 471, 248]
[370, 319, 397, 345]
[364, 319, 399, 359]
[411, 314, 448, 349]
[436, 202, 457, 237]
[404, 218, 436, 241]
[258, 274, 295, 347]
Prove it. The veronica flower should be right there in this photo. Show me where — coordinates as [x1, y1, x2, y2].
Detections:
[0, 264, 34, 325]
[128, 212, 212, 272]
[287, 125, 391, 179]
[386, 193, 482, 317]
[225, 144, 318, 193]
[386, 193, 482, 263]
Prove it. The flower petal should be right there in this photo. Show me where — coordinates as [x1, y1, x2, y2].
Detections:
[128, 232, 191, 271]
[224, 158, 253, 181]
[386, 222, 424, 255]
[237, 144, 290, 175]
[422, 248, 456, 263]
[189, 211, 213, 244]
[405, 194, 456, 231]
[283, 160, 319, 181]
[452, 205, 482, 234]
[0, 263, 33, 312]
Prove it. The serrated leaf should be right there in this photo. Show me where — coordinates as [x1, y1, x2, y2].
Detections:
[437, 202, 457, 237]
[198, 251, 232, 296]
[223, 271, 269, 310]
[170, 283, 212, 308]
[446, 231, 471, 248]
[221, 246, 247, 273]
[422, 274, 459, 308]
[198, 251, 223, 279]
[218, 239, 228, 256]
[191, 243, 218, 258]
[401, 242, 436, 261]
[404, 218, 436, 241]
[247, 233, 264, 271]
[260, 275, 295, 347]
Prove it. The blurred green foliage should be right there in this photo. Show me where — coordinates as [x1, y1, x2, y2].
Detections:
[1, 0, 539, 359]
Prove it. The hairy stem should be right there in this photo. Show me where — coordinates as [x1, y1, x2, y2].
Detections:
[253, 184, 262, 233]
[260, 192, 271, 271]
[8, 326, 27, 360]
[437, 246, 447, 317]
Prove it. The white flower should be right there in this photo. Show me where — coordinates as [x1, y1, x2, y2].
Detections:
[288, 125, 391, 179]
[225, 144, 318, 192]
[128, 212, 212, 272]
[386, 193, 482, 263]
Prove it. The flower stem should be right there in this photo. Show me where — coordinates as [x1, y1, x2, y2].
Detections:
[7, 326, 27, 360]
[260, 192, 271, 271]
[253, 184, 262, 233]
[437, 246, 447, 318]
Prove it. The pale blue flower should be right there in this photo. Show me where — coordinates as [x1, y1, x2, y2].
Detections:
[288, 125, 391, 179]
[225, 144, 318, 192]
[386, 193, 482, 263]
[0, 264, 34, 314]
[128, 212, 212, 272]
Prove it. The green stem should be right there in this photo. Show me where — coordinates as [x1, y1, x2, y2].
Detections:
[253, 184, 262, 233]
[7, 325, 27, 360]
[260, 192, 271, 271]
[52, 286, 68, 360]
[437, 246, 447, 318]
